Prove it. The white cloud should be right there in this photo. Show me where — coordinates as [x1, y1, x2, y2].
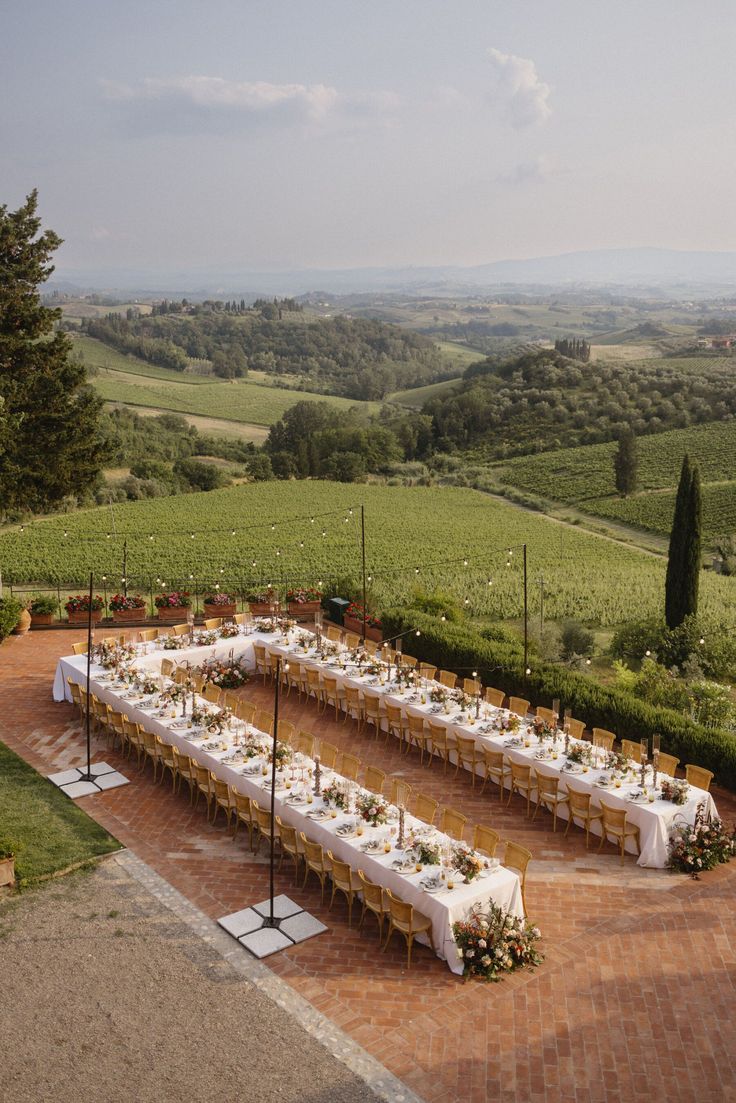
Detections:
[487, 48, 551, 128]
[103, 75, 340, 122]
[497, 155, 554, 186]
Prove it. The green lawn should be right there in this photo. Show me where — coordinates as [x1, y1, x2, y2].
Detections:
[95, 373, 381, 426]
[72, 335, 214, 383]
[0, 742, 120, 885]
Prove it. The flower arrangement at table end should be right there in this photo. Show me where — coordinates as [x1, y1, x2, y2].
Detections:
[92, 640, 136, 670]
[660, 777, 690, 806]
[154, 591, 192, 609]
[286, 587, 322, 605]
[197, 656, 250, 690]
[65, 594, 105, 613]
[452, 843, 487, 883]
[453, 903, 544, 982]
[109, 593, 146, 612]
[202, 591, 237, 607]
[668, 804, 736, 877]
[355, 791, 389, 826]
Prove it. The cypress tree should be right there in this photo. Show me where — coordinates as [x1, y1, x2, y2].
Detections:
[0, 190, 108, 515]
[665, 454, 692, 628]
[681, 464, 702, 621]
[613, 428, 638, 497]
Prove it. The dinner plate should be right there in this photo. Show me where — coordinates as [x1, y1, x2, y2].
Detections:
[360, 840, 383, 853]
[335, 825, 357, 838]
[306, 809, 331, 820]
[420, 877, 443, 893]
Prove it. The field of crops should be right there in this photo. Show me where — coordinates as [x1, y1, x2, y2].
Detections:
[72, 335, 212, 383]
[94, 373, 380, 426]
[585, 481, 736, 539]
[501, 420, 736, 506]
[388, 377, 462, 408]
[3, 482, 736, 628]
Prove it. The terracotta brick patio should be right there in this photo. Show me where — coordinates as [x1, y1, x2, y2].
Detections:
[2, 629, 735, 1103]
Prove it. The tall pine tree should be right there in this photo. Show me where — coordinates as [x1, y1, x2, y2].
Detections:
[665, 454, 702, 628]
[613, 428, 638, 497]
[0, 191, 108, 515]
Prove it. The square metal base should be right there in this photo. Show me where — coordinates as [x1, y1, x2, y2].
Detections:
[218, 895, 327, 958]
[47, 762, 129, 797]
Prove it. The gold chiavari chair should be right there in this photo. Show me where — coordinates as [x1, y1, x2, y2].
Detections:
[357, 870, 388, 939]
[361, 691, 384, 738]
[276, 817, 304, 880]
[210, 775, 234, 827]
[232, 790, 255, 848]
[439, 806, 467, 841]
[296, 730, 315, 757]
[71, 642, 88, 656]
[657, 752, 680, 778]
[160, 658, 177, 677]
[484, 686, 505, 708]
[685, 764, 714, 791]
[321, 675, 343, 721]
[171, 623, 190, 636]
[387, 777, 412, 807]
[536, 706, 556, 725]
[405, 713, 432, 765]
[363, 765, 386, 794]
[508, 696, 530, 718]
[254, 709, 274, 736]
[172, 748, 196, 801]
[503, 840, 532, 915]
[319, 741, 338, 771]
[203, 682, 222, 706]
[252, 644, 268, 681]
[566, 717, 585, 739]
[463, 677, 481, 696]
[598, 800, 640, 864]
[343, 685, 363, 726]
[156, 737, 177, 790]
[301, 835, 332, 902]
[621, 739, 642, 764]
[339, 752, 361, 782]
[473, 824, 500, 858]
[564, 783, 603, 847]
[438, 669, 457, 689]
[193, 762, 214, 816]
[413, 792, 439, 826]
[382, 890, 435, 968]
[479, 748, 510, 798]
[384, 702, 406, 749]
[507, 760, 536, 816]
[277, 718, 295, 745]
[326, 853, 363, 925]
[454, 734, 481, 786]
[252, 800, 279, 856]
[203, 617, 222, 630]
[592, 728, 615, 752]
[418, 662, 437, 681]
[139, 628, 158, 643]
[532, 771, 569, 832]
[235, 699, 256, 726]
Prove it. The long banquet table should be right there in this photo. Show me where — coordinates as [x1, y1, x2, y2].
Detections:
[262, 636, 719, 869]
[54, 628, 524, 974]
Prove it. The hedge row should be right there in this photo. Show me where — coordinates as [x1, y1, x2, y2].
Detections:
[383, 609, 736, 791]
[0, 598, 21, 643]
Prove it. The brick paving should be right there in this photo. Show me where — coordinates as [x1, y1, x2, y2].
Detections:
[2, 628, 736, 1103]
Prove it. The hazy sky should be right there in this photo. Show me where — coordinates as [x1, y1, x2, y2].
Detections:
[3, 0, 736, 275]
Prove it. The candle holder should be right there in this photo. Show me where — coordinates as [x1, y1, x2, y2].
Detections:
[651, 751, 659, 790]
[475, 691, 481, 719]
[397, 804, 405, 849]
[313, 756, 322, 797]
[639, 754, 648, 789]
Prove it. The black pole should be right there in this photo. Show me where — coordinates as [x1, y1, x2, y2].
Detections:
[523, 543, 529, 677]
[82, 570, 94, 782]
[539, 574, 544, 635]
[361, 505, 367, 643]
[264, 656, 282, 928]
[123, 539, 128, 597]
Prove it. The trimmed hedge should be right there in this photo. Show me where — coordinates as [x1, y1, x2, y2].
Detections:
[0, 597, 22, 642]
[383, 609, 736, 790]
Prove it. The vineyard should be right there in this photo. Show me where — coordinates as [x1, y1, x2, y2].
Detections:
[586, 481, 736, 539]
[2, 482, 736, 628]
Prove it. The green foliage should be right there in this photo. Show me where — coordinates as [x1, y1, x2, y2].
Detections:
[424, 349, 736, 460]
[560, 620, 595, 660]
[0, 740, 119, 885]
[28, 593, 57, 615]
[0, 191, 108, 516]
[613, 428, 638, 497]
[173, 457, 229, 491]
[666, 456, 701, 629]
[85, 308, 444, 400]
[612, 657, 692, 712]
[380, 609, 736, 788]
[406, 585, 465, 622]
[0, 597, 22, 640]
[554, 337, 591, 362]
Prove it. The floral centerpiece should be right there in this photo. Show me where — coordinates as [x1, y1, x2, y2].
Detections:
[92, 640, 136, 670]
[190, 703, 213, 728]
[498, 713, 521, 733]
[268, 741, 292, 768]
[668, 805, 736, 876]
[605, 750, 632, 773]
[532, 716, 556, 740]
[109, 593, 146, 622]
[451, 843, 486, 883]
[198, 655, 250, 690]
[355, 791, 389, 826]
[286, 586, 322, 616]
[344, 602, 382, 641]
[430, 685, 448, 705]
[204, 707, 234, 736]
[453, 903, 544, 982]
[154, 590, 192, 622]
[133, 674, 160, 697]
[660, 778, 690, 806]
[566, 740, 593, 765]
[162, 635, 187, 650]
[322, 779, 350, 811]
[192, 630, 219, 647]
[406, 832, 442, 866]
[219, 622, 240, 639]
[203, 591, 237, 616]
[65, 594, 104, 624]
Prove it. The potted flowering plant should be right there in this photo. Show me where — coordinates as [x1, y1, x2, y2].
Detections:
[286, 586, 322, 618]
[248, 586, 281, 616]
[668, 806, 736, 876]
[154, 591, 192, 622]
[29, 593, 57, 627]
[109, 593, 147, 623]
[344, 602, 382, 642]
[65, 594, 104, 625]
[202, 591, 237, 618]
[0, 842, 16, 888]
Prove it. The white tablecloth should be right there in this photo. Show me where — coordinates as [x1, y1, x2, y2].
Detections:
[264, 640, 718, 869]
[53, 637, 523, 973]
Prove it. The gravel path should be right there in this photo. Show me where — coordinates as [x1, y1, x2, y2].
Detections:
[0, 856, 385, 1103]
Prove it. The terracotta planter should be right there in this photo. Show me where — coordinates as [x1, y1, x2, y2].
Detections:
[13, 608, 31, 635]
[0, 856, 15, 888]
[30, 613, 54, 627]
[67, 609, 103, 625]
[344, 614, 382, 642]
[288, 600, 321, 618]
[204, 603, 236, 618]
[249, 601, 282, 617]
[157, 605, 190, 622]
[111, 606, 146, 623]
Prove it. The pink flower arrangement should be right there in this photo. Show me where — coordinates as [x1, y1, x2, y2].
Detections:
[154, 591, 191, 609]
